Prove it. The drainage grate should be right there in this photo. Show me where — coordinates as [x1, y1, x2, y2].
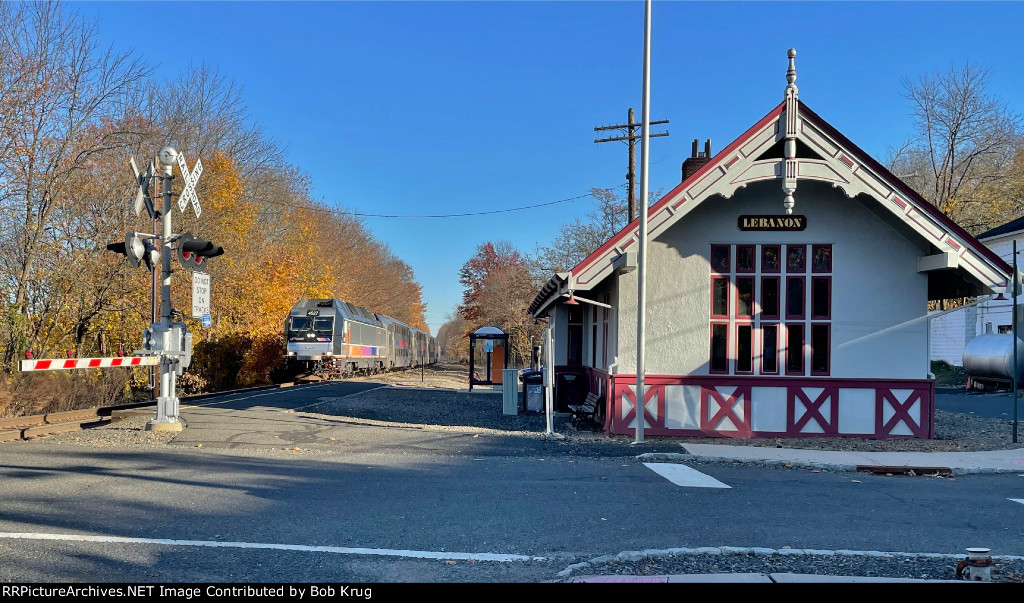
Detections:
[855, 465, 953, 477]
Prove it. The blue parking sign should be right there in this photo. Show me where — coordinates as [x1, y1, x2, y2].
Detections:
[202, 313, 211, 328]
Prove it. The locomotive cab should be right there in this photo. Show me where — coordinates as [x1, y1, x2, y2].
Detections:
[286, 304, 336, 361]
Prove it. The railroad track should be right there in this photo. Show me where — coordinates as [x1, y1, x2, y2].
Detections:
[0, 381, 298, 443]
[0, 406, 147, 443]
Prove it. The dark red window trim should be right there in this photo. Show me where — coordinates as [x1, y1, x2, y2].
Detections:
[761, 245, 781, 273]
[785, 323, 805, 376]
[711, 276, 730, 319]
[811, 276, 832, 320]
[736, 276, 754, 318]
[736, 245, 755, 273]
[710, 322, 729, 374]
[786, 276, 806, 320]
[760, 323, 780, 375]
[812, 244, 833, 273]
[786, 244, 806, 273]
[760, 276, 780, 320]
[810, 323, 831, 376]
[735, 322, 754, 374]
[711, 245, 730, 275]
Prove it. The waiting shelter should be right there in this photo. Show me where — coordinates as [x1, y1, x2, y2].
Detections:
[468, 326, 509, 391]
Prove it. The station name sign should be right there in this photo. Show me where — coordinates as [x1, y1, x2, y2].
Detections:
[738, 215, 807, 231]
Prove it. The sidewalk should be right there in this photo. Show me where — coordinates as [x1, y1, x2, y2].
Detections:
[638, 444, 1024, 475]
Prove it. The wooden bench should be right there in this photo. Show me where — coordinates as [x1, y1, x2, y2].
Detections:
[567, 392, 601, 429]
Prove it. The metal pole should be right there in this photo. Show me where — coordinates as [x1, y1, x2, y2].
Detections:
[544, 325, 554, 436]
[1014, 240, 1018, 443]
[150, 200, 159, 401]
[627, 107, 636, 223]
[633, 0, 652, 444]
[147, 147, 181, 432]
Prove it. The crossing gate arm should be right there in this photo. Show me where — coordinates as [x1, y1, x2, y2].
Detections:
[19, 356, 161, 372]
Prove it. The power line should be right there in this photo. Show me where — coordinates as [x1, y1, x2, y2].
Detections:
[257, 185, 625, 219]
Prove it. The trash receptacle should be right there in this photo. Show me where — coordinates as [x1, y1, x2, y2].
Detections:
[556, 372, 585, 413]
[521, 369, 544, 413]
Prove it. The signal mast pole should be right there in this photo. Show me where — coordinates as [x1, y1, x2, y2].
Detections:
[149, 146, 183, 432]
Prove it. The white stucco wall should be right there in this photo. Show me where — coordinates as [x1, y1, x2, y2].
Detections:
[614, 180, 930, 379]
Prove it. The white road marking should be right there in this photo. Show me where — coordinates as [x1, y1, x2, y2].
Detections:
[1010, 498, 1024, 505]
[643, 462, 731, 488]
[0, 532, 544, 562]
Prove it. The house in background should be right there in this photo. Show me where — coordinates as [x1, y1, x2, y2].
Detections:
[529, 50, 1012, 440]
[930, 216, 1024, 367]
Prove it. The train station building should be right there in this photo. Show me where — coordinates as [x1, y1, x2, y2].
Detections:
[529, 50, 1013, 440]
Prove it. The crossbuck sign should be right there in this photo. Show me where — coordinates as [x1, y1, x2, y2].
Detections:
[176, 153, 203, 218]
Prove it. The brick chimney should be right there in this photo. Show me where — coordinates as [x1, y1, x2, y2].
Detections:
[681, 139, 712, 182]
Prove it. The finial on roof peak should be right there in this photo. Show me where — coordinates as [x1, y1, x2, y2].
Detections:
[785, 48, 798, 99]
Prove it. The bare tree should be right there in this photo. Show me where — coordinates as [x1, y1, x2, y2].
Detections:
[0, 1, 150, 368]
[888, 63, 1021, 233]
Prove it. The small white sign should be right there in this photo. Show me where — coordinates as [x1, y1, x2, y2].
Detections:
[192, 272, 211, 319]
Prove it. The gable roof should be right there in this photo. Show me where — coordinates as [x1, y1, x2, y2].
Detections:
[530, 77, 1012, 316]
[978, 215, 1024, 241]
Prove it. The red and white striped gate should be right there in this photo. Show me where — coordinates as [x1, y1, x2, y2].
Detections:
[19, 356, 160, 372]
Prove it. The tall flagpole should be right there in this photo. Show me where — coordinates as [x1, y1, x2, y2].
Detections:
[634, 0, 652, 444]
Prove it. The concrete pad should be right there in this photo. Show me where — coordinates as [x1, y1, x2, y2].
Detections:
[668, 573, 773, 583]
[145, 420, 184, 433]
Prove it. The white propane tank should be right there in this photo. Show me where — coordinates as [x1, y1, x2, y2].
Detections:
[962, 334, 1024, 382]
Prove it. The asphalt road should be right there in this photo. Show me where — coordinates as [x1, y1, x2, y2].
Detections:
[936, 386, 1022, 419]
[2, 384, 1023, 582]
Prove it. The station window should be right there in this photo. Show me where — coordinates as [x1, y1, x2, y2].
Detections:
[709, 243, 832, 376]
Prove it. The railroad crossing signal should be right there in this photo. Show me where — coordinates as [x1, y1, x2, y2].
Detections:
[176, 231, 223, 271]
[129, 156, 157, 219]
[176, 152, 203, 218]
[106, 232, 159, 270]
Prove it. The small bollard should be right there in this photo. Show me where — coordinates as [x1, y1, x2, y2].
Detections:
[956, 547, 993, 581]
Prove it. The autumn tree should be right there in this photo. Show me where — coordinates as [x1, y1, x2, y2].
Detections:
[888, 63, 1022, 234]
[455, 241, 543, 367]
[458, 241, 525, 322]
[0, 2, 431, 401]
[0, 0, 149, 369]
[436, 313, 470, 363]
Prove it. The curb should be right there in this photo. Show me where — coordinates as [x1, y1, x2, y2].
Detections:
[555, 546, 1024, 578]
[635, 451, 1017, 476]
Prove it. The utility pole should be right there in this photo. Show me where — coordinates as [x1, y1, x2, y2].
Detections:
[594, 108, 669, 222]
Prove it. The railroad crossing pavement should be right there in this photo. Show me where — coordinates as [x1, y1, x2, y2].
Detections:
[111, 382, 1024, 475]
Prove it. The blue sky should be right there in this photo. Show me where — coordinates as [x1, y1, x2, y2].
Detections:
[76, 1, 1024, 335]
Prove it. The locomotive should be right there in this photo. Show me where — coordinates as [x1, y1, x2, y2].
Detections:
[284, 298, 438, 380]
